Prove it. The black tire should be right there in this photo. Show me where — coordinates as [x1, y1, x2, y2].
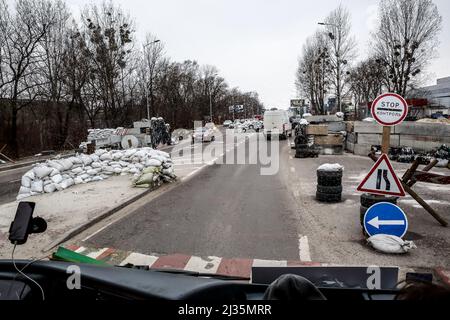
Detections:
[317, 170, 343, 178]
[316, 191, 342, 203]
[360, 193, 398, 208]
[295, 152, 308, 159]
[211, 136, 215, 142]
[317, 175, 342, 186]
[296, 144, 308, 149]
[317, 185, 343, 194]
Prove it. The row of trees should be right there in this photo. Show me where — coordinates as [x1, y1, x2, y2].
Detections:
[296, 0, 442, 115]
[0, 0, 263, 158]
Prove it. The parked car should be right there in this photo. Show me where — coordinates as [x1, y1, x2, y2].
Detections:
[192, 127, 216, 143]
[223, 120, 232, 127]
[204, 122, 218, 131]
[263, 110, 292, 140]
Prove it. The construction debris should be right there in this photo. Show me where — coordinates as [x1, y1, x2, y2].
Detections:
[16, 148, 175, 200]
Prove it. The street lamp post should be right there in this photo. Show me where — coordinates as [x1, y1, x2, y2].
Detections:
[143, 39, 161, 121]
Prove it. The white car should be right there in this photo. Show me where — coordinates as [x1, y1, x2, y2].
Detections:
[223, 120, 233, 127]
[192, 127, 216, 143]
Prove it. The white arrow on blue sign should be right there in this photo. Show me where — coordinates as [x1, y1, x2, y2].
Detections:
[364, 202, 408, 238]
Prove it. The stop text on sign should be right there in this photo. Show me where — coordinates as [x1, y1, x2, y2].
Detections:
[372, 93, 408, 126]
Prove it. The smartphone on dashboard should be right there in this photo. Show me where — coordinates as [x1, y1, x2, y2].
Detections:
[9, 202, 35, 245]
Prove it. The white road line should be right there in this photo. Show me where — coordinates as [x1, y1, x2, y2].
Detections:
[252, 259, 287, 267]
[181, 165, 207, 182]
[119, 252, 159, 267]
[298, 235, 312, 262]
[184, 256, 222, 274]
[82, 221, 118, 242]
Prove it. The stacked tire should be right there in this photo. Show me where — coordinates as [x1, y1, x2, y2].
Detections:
[316, 168, 343, 203]
[359, 194, 398, 227]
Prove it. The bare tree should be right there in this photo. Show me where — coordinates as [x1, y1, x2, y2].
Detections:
[372, 0, 442, 96]
[296, 32, 330, 115]
[322, 4, 356, 112]
[0, 0, 51, 156]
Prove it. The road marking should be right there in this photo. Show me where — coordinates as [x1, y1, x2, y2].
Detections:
[9, 179, 21, 184]
[181, 165, 207, 182]
[298, 235, 311, 262]
[119, 252, 159, 267]
[75, 246, 87, 254]
[184, 256, 222, 274]
[82, 221, 118, 242]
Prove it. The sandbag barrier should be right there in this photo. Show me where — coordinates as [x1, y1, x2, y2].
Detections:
[17, 148, 176, 200]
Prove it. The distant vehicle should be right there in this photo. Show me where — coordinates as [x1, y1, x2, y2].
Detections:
[223, 120, 232, 127]
[254, 115, 264, 121]
[192, 127, 215, 143]
[263, 110, 292, 140]
[204, 122, 218, 131]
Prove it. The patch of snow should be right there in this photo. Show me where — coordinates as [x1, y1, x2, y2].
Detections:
[317, 163, 344, 172]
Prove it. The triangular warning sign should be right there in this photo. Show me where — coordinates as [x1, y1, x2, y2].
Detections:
[357, 154, 406, 197]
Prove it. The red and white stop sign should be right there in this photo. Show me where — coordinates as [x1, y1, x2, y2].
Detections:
[371, 93, 408, 126]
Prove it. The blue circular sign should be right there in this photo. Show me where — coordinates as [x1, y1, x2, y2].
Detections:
[364, 202, 408, 238]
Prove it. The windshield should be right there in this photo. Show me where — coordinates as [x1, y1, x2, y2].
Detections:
[0, 0, 450, 301]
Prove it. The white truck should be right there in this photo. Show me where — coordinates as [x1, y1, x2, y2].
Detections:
[263, 110, 292, 140]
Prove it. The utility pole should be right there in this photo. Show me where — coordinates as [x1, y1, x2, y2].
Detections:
[142, 39, 161, 121]
[209, 90, 213, 123]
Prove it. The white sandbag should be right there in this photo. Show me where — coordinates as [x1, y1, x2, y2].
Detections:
[51, 174, 63, 184]
[109, 161, 120, 166]
[24, 170, 35, 180]
[100, 174, 110, 179]
[91, 162, 102, 168]
[436, 159, 449, 168]
[114, 168, 122, 174]
[80, 174, 90, 180]
[72, 167, 84, 174]
[17, 193, 31, 201]
[43, 179, 52, 186]
[112, 152, 124, 161]
[47, 160, 64, 172]
[50, 168, 60, 177]
[74, 177, 84, 185]
[31, 180, 44, 193]
[119, 161, 129, 167]
[60, 178, 74, 189]
[69, 157, 82, 165]
[123, 149, 137, 158]
[90, 154, 100, 162]
[80, 154, 93, 165]
[62, 174, 70, 179]
[95, 149, 107, 156]
[146, 159, 162, 167]
[84, 178, 92, 183]
[151, 155, 166, 163]
[60, 159, 74, 171]
[87, 169, 101, 176]
[134, 150, 148, 159]
[21, 176, 32, 188]
[19, 186, 31, 195]
[135, 163, 144, 170]
[55, 183, 63, 191]
[33, 165, 53, 179]
[103, 166, 115, 173]
[367, 234, 416, 254]
[129, 168, 140, 174]
[44, 183, 56, 193]
[121, 168, 131, 173]
[100, 153, 112, 161]
[91, 176, 103, 182]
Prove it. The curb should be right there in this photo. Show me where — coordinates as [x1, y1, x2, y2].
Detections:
[44, 181, 178, 251]
[59, 245, 419, 284]
[0, 153, 75, 173]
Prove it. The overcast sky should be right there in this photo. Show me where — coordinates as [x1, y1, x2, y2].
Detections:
[65, 0, 450, 108]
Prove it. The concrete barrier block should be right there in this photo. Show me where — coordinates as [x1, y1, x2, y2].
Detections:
[354, 122, 383, 134]
[354, 144, 373, 156]
[394, 123, 450, 137]
[357, 134, 400, 147]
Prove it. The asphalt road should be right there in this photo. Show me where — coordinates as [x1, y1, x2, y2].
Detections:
[86, 135, 302, 260]
[0, 167, 29, 204]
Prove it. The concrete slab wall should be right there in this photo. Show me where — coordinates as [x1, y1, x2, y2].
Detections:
[351, 122, 450, 155]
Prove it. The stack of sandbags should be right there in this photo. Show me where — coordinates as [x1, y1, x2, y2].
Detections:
[87, 128, 118, 141]
[16, 148, 175, 200]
